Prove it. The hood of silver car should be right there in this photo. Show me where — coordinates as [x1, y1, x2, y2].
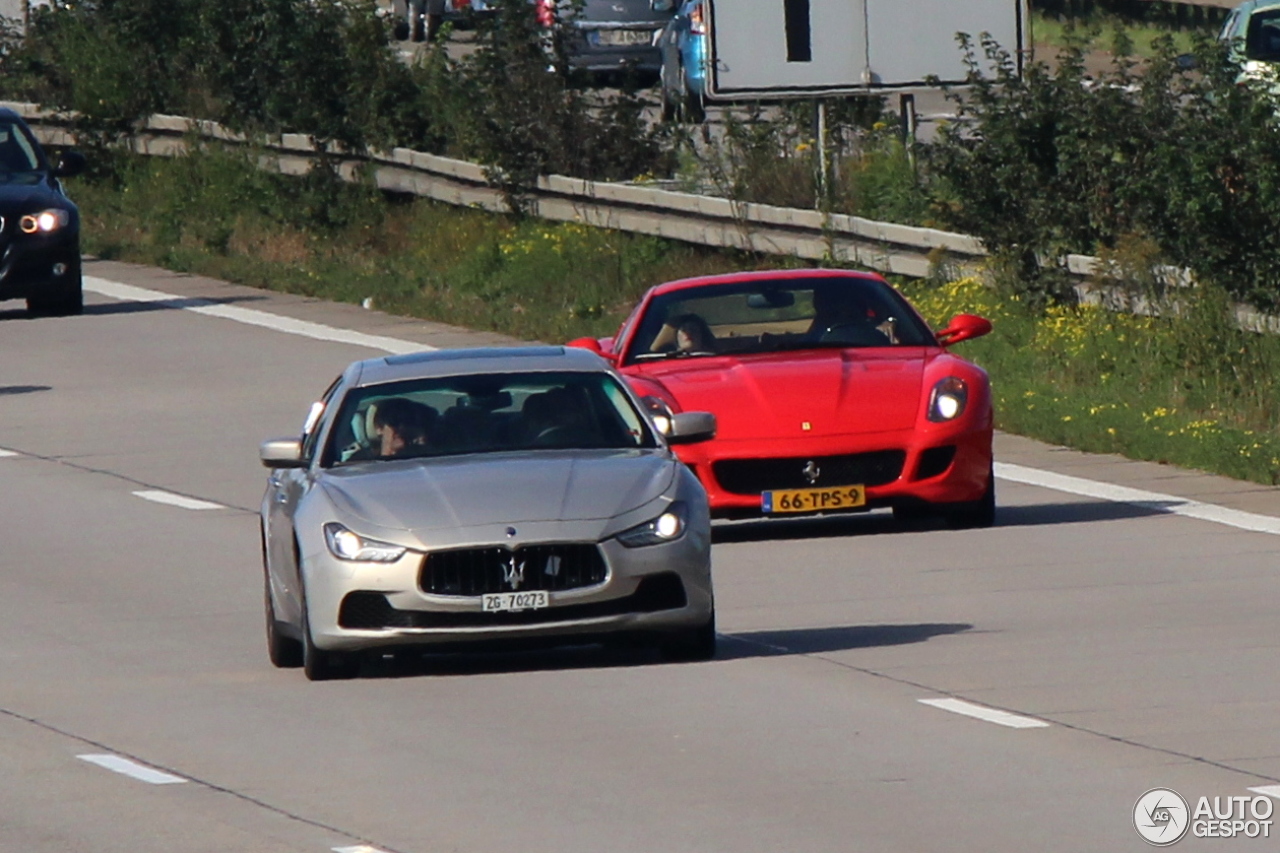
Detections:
[319, 449, 677, 532]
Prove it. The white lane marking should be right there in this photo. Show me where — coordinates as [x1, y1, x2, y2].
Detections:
[334, 847, 392, 853]
[1249, 785, 1280, 799]
[0, 448, 17, 457]
[919, 698, 1050, 729]
[77, 754, 188, 785]
[995, 462, 1280, 536]
[132, 489, 224, 511]
[84, 276, 428, 355]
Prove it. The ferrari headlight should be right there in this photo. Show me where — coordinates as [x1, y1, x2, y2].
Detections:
[616, 502, 687, 547]
[323, 522, 406, 562]
[927, 377, 968, 423]
[20, 208, 70, 234]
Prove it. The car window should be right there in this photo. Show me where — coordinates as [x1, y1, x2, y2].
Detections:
[0, 124, 41, 173]
[300, 376, 342, 462]
[623, 277, 935, 364]
[324, 371, 657, 467]
[1245, 10, 1280, 61]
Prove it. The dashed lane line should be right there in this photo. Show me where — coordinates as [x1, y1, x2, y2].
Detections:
[918, 698, 1051, 730]
[77, 754, 188, 785]
[132, 489, 225, 511]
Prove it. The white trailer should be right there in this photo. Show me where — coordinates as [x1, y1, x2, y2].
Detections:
[705, 0, 1030, 99]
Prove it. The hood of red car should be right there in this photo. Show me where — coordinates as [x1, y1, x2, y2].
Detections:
[632, 349, 929, 440]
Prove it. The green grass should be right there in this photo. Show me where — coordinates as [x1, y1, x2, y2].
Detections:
[68, 148, 1280, 486]
[901, 277, 1280, 485]
[1030, 10, 1207, 58]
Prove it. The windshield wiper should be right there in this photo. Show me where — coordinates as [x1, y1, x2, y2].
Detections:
[632, 350, 716, 361]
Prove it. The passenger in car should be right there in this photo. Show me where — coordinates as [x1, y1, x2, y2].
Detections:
[807, 286, 898, 345]
[372, 398, 436, 457]
[652, 313, 717, 354]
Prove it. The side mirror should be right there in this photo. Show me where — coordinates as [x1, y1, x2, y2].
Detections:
[52, 150, 86, 178]
[260, 438, 306, 468]
[566, 336, 617, 362]
[935, 313, 992, 347]
[666, 411, 716, 443]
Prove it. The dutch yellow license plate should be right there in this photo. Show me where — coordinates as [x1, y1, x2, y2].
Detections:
[762, 485, 866, 514]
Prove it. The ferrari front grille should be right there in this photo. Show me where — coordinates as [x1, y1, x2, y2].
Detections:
[712, 450, 906, 495]
[420, 543, 607, 596]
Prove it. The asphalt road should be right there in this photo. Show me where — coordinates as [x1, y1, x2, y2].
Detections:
[4, 259, 1280, 852]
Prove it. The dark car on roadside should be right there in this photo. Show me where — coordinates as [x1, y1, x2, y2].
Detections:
[549, 0, 677, 81]
[0, 108, 86, 317]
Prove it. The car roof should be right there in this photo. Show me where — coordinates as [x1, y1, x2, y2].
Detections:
[349, 345, 609, 386]
[646, 268, 888, 298]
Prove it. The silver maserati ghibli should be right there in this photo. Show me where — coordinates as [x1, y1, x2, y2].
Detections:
[259, 346, 717, 680]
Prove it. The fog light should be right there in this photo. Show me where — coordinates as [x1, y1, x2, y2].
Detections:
[52, 263, 67, 276]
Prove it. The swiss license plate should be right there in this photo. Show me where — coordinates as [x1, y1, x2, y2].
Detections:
[594, 28, 653, 46]
[762, 485, 866, 514]
[482, 591, 549, 612]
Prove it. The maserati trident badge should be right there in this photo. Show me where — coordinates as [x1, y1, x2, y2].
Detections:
[503, 553, 526, 590]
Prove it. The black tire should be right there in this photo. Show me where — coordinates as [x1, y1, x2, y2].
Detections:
[944, 465, 996, 530]
[27, 268, 83, 317]
[684, 88, 706, 124]
[659, 610, 716, 662]
[301, 584, 360, 681]
[262, 527, 303, 668]
[660, 82, 678, 123]
[892, 504, 933, 524]
[265, 578, 304, 668]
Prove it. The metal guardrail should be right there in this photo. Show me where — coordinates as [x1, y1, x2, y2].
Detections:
[4, 102, 985, 280]
[12, 100, 1279, 333]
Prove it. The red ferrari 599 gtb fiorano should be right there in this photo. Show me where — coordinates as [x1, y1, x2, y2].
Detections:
[569, 269, 996, 527]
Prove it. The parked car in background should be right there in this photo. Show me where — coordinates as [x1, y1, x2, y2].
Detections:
[556, 0, 677, 80]
[1219, 0, 1280, 78]
[569, 269, 997, 528]
[259, 346, 718, 680]
[659, 0, 708, 121]
[0, 108, 85, 317]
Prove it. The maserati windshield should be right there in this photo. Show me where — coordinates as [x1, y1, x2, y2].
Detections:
[324, 371, 657, 466]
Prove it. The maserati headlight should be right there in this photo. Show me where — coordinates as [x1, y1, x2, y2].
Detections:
[641, 395, 674, 436]
[323, 522, 406, 562]
[927, 377, 968, 422]
[20, 208, 70, 234]
[616, 502, 687, 547]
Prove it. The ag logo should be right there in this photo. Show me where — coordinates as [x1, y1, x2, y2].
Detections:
[1134, 788, 1190, 846]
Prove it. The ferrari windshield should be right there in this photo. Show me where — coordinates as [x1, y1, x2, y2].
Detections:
[623, 276, 935, 364]
[324, 371, 657, 466]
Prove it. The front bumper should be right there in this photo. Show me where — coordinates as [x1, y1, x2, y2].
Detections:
[301, 523, 713, 653]
[0, 231, 80, 301]
[675, 424, 993, 518]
